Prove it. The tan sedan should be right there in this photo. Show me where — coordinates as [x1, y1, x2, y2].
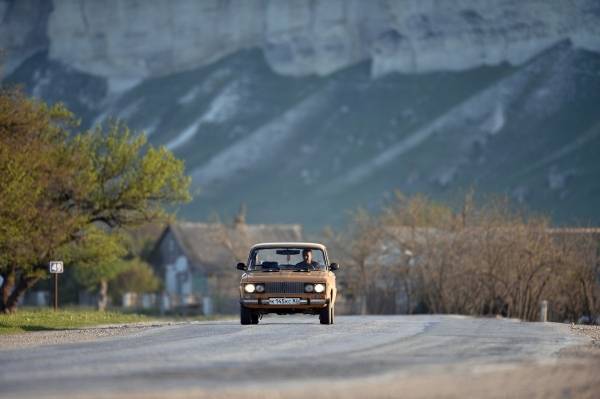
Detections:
[237, 242, 339, 325]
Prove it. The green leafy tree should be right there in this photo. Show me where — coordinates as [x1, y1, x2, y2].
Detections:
[0, 88, 88, 313]
[0, 88, 191, 313]
[59, 227, 129, 311]
[62, 229, 161, 311]
[110, 258, 161, 305]
[72, 121, 191, 228]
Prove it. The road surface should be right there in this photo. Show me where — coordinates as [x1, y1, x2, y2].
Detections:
[0, 315, 597, 398]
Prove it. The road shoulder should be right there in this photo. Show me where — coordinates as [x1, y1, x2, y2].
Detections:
[0, 321, 179, 350]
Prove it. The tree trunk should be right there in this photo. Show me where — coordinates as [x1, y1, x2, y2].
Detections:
[3, 273, 39, 314]
[97, 279, 108, 311]
[1, 267, 16, 313]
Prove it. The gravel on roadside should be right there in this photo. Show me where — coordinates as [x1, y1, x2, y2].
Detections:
[569, 324, 600, 348]
[0, 321, 185, 350]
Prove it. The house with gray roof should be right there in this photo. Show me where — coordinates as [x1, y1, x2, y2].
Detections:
[150, 220, 303, 315]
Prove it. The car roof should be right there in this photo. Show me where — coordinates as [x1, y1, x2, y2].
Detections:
[250, 242, 327, 252]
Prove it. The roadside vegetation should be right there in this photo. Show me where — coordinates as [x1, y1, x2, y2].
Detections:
[327, 192, 600, 323]
[0, 87, 191, 314]
[0, 308, 152, 334]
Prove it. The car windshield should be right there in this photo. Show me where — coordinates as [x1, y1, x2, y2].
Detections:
[249, 248, 327, 271]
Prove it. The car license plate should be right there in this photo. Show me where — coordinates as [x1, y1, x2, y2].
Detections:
[268, 298, 301, 305]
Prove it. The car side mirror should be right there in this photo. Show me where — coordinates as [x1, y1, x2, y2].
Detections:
[330, 262, 339, 271]
[236, 262, 247, 271]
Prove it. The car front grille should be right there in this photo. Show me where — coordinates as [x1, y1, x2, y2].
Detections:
[264, 282, 305, 294]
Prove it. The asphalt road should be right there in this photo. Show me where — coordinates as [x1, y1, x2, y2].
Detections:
[0, 315, 593, 398]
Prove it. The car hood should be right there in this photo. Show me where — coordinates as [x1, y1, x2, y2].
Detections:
[241, 270, 329, 283]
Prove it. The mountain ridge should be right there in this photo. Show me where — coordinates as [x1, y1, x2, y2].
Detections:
[2, 2, 600, 229]
[3, 0, 600, 79]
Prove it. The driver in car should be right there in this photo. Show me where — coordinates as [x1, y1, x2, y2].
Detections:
[295, 248, 319, 270]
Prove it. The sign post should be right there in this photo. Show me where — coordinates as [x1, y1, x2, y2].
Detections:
[539, 300, 548, 322]
[49, 261, 64, 311]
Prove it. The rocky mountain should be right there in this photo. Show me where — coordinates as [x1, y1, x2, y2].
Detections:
[2, 0, 600, 229]
[4, 0, 600, 79]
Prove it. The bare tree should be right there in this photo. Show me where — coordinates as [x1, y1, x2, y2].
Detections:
[330, 191, 600, 322]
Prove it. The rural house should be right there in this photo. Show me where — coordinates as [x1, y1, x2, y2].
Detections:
[150, 220, 303, 315]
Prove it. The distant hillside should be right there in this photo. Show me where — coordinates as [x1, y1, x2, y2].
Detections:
[7, 41, 600, 229]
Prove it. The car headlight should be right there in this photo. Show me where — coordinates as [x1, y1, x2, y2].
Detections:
[255, 284, 265, 293]
[304, 284, 314, 293]
[244, 283, 256, 293]
[314, 283, 325, 293]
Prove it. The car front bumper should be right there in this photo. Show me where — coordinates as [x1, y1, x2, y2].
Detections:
[241, 298, 328, 306]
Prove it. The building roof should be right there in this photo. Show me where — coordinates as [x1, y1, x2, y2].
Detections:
[155, 222, 303, 274]
[546, 228, 600, 234]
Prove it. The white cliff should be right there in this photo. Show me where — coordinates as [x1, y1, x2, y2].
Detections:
[42, 0, 600, 80]
[0, 0, 51, 76]
[1, 0, 599, 80]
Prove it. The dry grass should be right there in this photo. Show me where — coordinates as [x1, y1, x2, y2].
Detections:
[0, 308, 152, 335]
